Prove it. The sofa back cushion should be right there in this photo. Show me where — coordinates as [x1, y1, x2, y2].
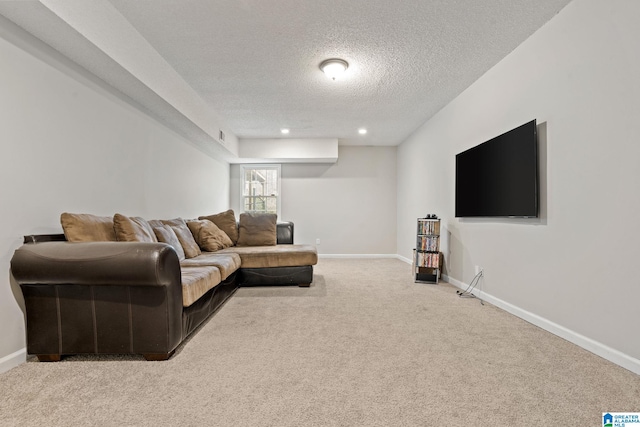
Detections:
[236, 213, 277, 246]
[60, 213, 117, 242]
[187, 219, 233, 252]
[153, 224, 186, 261]
[198, 209, 239, 245]
[160, 218, 201, 259]
[113, 214, 158, 243]
[147, 219, 164, 228]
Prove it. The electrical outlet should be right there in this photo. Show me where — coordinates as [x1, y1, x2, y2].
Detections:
[316, 238, 321, 245]
[475, 265, 483, 275]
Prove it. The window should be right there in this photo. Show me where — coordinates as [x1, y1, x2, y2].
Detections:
[240, 164, 281, 216]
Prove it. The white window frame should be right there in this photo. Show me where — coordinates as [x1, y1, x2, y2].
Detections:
[240, 164, 281, 218]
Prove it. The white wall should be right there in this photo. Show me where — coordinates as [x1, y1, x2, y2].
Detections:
[0, 20, 229, 372]
[397, 0, 640, 370]
[231, 146, 397, 255]
[236, 138, 338, 163]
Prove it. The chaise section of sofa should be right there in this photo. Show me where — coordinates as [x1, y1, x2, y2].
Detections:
[219, 244, 317, 286]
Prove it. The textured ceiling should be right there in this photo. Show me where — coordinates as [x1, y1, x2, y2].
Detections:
[0, 0, 572, 148]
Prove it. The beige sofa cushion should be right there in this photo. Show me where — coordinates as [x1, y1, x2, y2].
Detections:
[60, 213, 117, 242]
[180, 266, 221, 307]
[153, 225, 186, 261]
[159, 218, 189, 228]
[218, 244, 318, 269]
[147, 219, 164, 228]
[113, 214, 158, 243]
[187, 219, 233, 252]
[151, 218, 201, 258]
[170, 224, 201, 259]
[236, 213, 277, 247]
[180, 252, 241, 280]
[198, 209, 238, 245]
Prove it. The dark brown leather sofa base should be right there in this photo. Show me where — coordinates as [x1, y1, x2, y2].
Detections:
[20, 275, 238, 363]
[239, 266, 313, 287]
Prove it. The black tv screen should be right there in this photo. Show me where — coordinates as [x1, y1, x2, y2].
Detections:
[455, 120, 538, 218]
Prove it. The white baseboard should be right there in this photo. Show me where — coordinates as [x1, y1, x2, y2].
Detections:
[319, 254, 400, 259]
[0, 348, 26, 374]
[396, 254, 413, 264]
[442, 274, 640, 376]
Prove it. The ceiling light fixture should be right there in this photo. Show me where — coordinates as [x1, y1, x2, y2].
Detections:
[281, 128, 290, 134]
[320, 58, 349, 80]
[358, 128, 367, 135]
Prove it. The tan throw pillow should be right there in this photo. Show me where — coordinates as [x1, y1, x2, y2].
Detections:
[60, 213, 117, 242]
[160, 218, 189, 228]
[153, 225, 186, 261]
[170, 224, 201, 259]
[147, 219, 164, 228]
[198, 209, 238, 245]
[187, 219, 233, 252]
[236, 213, 277, 246]
[113, 214, 158, 243]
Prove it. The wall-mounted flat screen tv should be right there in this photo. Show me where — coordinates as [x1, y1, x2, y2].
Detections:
[455, 120, 538, 218]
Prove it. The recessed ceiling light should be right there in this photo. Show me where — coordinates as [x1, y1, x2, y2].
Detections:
[281, 128, 290, 134]
[358, 128, 367, 135]
[319, 58, 349, 80]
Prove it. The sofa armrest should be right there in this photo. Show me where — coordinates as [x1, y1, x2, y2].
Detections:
[11, 241, 184, 360]
[11, 241, 181, 287]
[277, 222, 294, 245]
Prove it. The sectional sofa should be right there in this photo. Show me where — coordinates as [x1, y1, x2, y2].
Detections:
[10, 210, 317, 362]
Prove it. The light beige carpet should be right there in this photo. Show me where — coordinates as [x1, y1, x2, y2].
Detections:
[1, 258, 638, 426]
